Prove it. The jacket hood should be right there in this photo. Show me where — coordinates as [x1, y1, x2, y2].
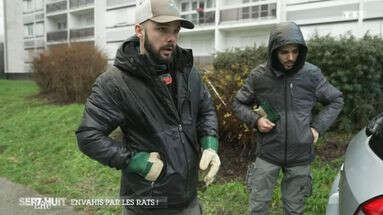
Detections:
[267, 22, 307, 76]
[113, 35, 193, 80]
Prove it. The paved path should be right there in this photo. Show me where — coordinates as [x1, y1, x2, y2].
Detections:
[0, 177, 87, 215]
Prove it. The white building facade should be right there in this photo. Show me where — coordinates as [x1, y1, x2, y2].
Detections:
[3, 0, 383, 77]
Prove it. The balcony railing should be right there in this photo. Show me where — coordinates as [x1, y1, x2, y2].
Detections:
[35, 13, 45, 21]
[70, 27, 94, 39]
[70, 0, 94, 9]
[35, 38, 45, 48]
[182, 11, 215, 26]
[47, 30, 68, 42]
[107, 0, 135, 8]
[24, 40, 35, 48]
[220, 5, 277, 24]
[23, 14, 35, 23]
[46, 1, 67, 14]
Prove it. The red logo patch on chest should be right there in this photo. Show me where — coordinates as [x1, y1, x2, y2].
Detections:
[160, 73, 173, 85]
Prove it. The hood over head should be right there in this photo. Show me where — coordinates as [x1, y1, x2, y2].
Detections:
[267, 22, 307, 76]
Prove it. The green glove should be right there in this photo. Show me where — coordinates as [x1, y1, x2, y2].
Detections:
[256, 100, 280, 123]
[199, 136, 220, 186]
[200, 136, 219, 152]
[127, 152, 163, 182]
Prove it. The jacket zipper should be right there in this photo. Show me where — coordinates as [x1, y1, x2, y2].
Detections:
[178, 124, 189, 199]
[158, 73, 190, 200]
[284, 78, 288, 166]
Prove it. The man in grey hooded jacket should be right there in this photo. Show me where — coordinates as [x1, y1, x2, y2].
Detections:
[232, 22, 344, 214]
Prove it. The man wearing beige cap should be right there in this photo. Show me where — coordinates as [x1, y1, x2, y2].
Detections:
[76, 0, 221, 214]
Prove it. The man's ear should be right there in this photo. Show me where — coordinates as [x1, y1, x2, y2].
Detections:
[135, 24, 144, 39]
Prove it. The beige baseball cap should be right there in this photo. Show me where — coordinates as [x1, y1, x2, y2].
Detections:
[135, 0, 195, 29]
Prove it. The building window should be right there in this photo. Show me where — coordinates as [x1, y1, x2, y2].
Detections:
[27, 0, 33, 9]
[261, 4, 268, 17]
[199, 1, 204, 9]
[36, 0, 43, 10]
[25, 24, 34, 36]
[242, 7, 250, 19]
[191, 13, 197, 24]
[270, 3, 276, 17]
[24, 0, 33, 11]
[80, 14, 94, 26]
[35, 23, 44, 36]
[192, 1, 198, 10]
[251, 6, 259, 18]
[205, 11, 215, 23]
[181, 2, 189, 11]
[206, 0, 213, 8]
[57, 22, 67, 30]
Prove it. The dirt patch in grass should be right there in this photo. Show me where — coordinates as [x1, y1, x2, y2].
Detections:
[215, 144, 252, 184]
[316, 132, 352, 161]
[316, 140, 348, 161]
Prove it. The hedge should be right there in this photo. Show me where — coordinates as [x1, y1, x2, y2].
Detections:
[207, 33, 383, 149]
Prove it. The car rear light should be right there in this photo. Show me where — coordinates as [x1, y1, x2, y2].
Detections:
[355, 196, 383, 215]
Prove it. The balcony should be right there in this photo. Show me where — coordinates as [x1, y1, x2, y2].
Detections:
[182, 11, 216, 27]
[35, 13, 45, 21]
[46, 0, 67, 14]
[220, 3, 277, 25]
[47, 30, 68, 42]
[70, 0, 94, 9]
[24, 40, 35, 49]
[24, 37, 46, 49]
[287, 3, 359, 25]
[364, 0, 383, 19]
[107, 0, 135, 8]
[286, 0, 333, 5]
[23, 14, 35, 24]
[35, 38, 45, 48]
[70, 27, 94, 39]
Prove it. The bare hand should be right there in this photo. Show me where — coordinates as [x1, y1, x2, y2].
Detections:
[257, 117, 275, 133]
[311, 128, 319, 143]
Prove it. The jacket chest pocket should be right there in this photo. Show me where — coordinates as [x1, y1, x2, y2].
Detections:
[289, 82, 315, 111]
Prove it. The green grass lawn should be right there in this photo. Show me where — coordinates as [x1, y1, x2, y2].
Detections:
[0, 80, 344, 214]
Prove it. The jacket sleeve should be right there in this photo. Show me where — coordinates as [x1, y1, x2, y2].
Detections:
[76, 72, 132, 170]
[311, 70, 344, 135]
[232, 70, 261, 128]
[196, 70, 218, 139]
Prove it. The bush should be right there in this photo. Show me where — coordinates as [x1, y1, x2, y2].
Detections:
[32, 42, 107, 103]
[206, 45, 267, 152]
[306, 33, 383, 131]
[213, 45, 267, 71]
[205, 33, 383, 151]
[202, 66, 254, 152]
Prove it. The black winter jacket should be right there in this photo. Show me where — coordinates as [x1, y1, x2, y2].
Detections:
[76, 36, 218, 207]
[232, 22, 344, 167]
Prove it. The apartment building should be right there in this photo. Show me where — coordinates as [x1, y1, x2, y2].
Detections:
[3, 0, 383, 78]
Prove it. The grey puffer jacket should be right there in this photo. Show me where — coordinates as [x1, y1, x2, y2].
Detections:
[232, 22, 344, 167]
[76, 36, 218, 208]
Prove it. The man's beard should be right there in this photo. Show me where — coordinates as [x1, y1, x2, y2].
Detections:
[144, 33, 174, 65]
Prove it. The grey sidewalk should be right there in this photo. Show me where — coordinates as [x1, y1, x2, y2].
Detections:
[0, 177, 87, 215]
